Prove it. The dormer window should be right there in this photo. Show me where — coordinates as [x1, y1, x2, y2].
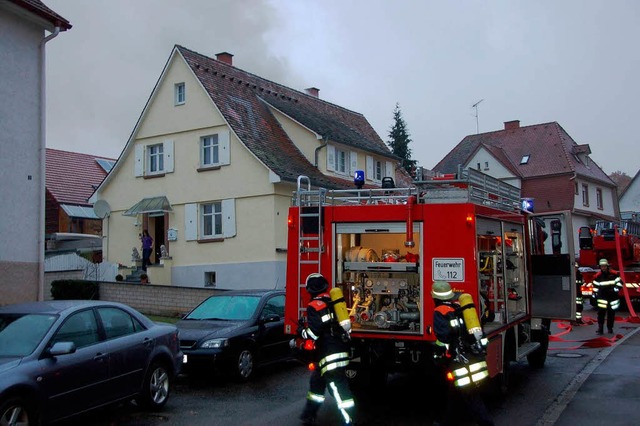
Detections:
[175, 82, 185, 105]
[520, 155, 530, 165]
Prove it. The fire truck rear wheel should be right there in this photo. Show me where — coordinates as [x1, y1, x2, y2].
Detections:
[527, 329, 549, 369]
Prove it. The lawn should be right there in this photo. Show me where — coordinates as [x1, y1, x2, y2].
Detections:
[147, 314, 180, 324]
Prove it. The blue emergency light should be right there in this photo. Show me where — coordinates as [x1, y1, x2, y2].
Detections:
[354, 170, 365, 189]
[521, 198, 534, 213]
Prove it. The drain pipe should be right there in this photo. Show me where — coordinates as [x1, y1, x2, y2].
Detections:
[38, 27, 61, 301]
[314, 136, 329, 167]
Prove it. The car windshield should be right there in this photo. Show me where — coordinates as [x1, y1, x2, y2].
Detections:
[186, 295, 261, 321]
[0, 313, 58, 357]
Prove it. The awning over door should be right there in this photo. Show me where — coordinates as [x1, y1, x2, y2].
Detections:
[123, 196, 173, 216]
[61, 204, 99, 219]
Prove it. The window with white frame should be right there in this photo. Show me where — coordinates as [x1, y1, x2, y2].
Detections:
[336, 149, 348, 174]
[175, 82, 185, 105]
[134, 140, 174, 177]
[184, 199, 236, 241]
[596, 188, 603, 210]
[374, 160, 382, 181]
[201, 202, 223, 238]
[147, 144, 164, 174]
[582, 184, 589, 206]
[201, 135, 219, 166]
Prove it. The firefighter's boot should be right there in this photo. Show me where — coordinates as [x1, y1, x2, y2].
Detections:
[596, 325, 603, 335]
[300, 400, 321, 425]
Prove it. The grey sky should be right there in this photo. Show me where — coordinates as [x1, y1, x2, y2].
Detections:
[45, 0, 640, 176]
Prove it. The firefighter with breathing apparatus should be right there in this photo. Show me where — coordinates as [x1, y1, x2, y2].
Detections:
[432, 281, 494, 426]
[296, 273, 355, 425]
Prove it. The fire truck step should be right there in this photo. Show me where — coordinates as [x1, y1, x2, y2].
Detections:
[516, 342, 541, 360]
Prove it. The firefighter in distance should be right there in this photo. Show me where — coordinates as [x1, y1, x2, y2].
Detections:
[592, 258, 623, 334]
[298, 273, 356, 425]
[574, 262, 584, 325]
[432, 281, 494, 426]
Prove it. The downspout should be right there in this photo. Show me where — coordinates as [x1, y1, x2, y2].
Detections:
[38, 27, 61, 301]
[314, 136, 329, 167]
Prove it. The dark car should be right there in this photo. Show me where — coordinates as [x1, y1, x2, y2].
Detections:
[177, 289, 292, 381]
[0, 300, 182, 425]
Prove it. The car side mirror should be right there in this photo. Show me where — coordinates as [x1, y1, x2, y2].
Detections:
[260, 314, 280, 324]
[48, 341, 77, 357]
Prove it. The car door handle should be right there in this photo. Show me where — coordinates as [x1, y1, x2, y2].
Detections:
[143, 337, 153, 348]
[93, 353, 108, 362]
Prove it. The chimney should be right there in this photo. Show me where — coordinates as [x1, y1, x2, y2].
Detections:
[305, 87, 320, 98]
[215, 52, 233, 66]
[504, 120, 520, 130]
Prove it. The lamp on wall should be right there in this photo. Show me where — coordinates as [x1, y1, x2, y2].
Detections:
[134, 217, 141, 227]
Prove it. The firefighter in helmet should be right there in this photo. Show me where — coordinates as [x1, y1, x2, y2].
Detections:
[574, 262, 584, 325]
[299, 273, 355, 425]
[432, 281, 494, 426]
[592, 258, 623, 334]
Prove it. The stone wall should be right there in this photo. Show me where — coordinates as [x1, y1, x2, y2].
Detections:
[99, 282, 220, 317]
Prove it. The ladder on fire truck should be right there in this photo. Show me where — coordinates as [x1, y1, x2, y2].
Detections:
[295, 176, 326, 318]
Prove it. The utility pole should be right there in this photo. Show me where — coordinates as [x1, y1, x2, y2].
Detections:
[472, 99, 484, 134]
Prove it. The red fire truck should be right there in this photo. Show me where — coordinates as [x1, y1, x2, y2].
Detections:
[578, 218, 640, 308]
[284, 168, 576, 388]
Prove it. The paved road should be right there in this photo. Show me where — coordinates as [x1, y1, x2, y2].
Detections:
[61, 305, 640, 425]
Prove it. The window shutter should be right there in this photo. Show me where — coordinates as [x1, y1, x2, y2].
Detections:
[134, 145, 144, 177]
[385, 161, 394, 178]
[219, 130, 230, 165]
[327, 145, 335, 172]
[164, 140, 174, 173]
[184, 203, 197, 241]
[350, 151, 358, 175]
[222, 199, 236, 238]
[366, 156, 373, 180]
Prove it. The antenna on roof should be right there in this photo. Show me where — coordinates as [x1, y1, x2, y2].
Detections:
[471, 99, 484, 134]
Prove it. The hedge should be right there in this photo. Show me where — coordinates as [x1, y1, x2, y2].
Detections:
[50, 279, 100, 300]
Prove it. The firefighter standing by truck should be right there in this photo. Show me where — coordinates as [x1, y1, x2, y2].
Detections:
[574, 262, 584, 325]
[431, 281, 494, 426]
[593, 258, 624, 334]
[298, 273, 356, 425]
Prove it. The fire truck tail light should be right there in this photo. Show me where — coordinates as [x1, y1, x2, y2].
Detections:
[288, 215, 293, 228]
[466, 214, 474, 226]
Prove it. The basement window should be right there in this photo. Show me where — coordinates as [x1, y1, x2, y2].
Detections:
[204, 272, 216, 287]
[520, 155, 530, 165]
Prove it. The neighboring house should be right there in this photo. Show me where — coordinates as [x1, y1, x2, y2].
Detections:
[45, 148, 115, 255]
[433, 120, 619, 255]
[0, 0, 71, 304]
[90, 46, 402, 289]
[619, 169, 640, 219]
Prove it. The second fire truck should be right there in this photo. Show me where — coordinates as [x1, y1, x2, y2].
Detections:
[284, 167, 576, 388]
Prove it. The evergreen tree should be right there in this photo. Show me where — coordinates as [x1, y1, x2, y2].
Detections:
[387, 103, 417, 177]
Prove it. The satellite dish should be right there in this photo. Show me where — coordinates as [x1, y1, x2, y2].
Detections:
[93, 199, 111, 219]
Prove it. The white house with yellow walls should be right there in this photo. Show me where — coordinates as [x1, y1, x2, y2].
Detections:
[91, 46, 404, 289]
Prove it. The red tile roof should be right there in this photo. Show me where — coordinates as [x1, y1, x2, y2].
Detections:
[434, 121, 614, 186]
[46, 148, 114, 205]
[177, 46, 398, 190]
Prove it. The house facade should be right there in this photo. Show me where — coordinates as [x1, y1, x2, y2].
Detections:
[433, 120, 619, 256]
[91, 46, 402, 289]
[0, 0, 70, 304]
[619, 169, 640, 220]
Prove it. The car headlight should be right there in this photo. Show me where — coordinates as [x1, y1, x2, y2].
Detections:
[201, 338, 229, 349]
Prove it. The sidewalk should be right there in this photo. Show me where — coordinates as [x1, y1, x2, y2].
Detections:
[538, 310, 640, 425]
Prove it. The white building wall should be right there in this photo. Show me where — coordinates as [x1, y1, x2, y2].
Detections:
[0, 8, 44, 303]
[620, 176, 640, 214]
[572, 177, 616, 218]
[466, 148, 521, 188]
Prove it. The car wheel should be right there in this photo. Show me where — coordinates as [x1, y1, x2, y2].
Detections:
[137, 361, 171, 410]
[0, 397, 37, 426]
[235, 348, 255, 381]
